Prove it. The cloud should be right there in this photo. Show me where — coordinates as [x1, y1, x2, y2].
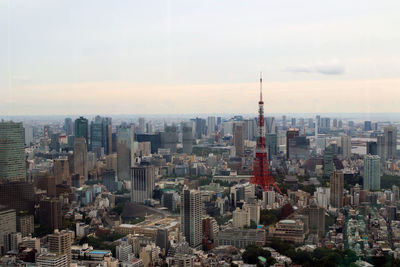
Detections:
[285, 61, 345, 75]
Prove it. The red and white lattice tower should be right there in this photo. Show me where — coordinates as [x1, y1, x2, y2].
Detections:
[249, 74, 282, 194]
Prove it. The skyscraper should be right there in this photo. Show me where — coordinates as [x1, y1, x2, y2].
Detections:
[0, 121, 26, 183]
[320, 118, 331, 132]
[117, 124, 134, 181]
[364, 121, 372, 131]
[366, 141, 378, 155]
[64, 118, 73, 136]
[233, 122, 244, 157]
[74, 117, 88, 145]
[181, 189, 202, 248]
[340, 136, 352, 159]
[39, 198, 62, 231]
[131, 165, 155, 203]
[195, 118, 206, 139]
[244, 119, 256, 141]
[384, 126, 397, 160]
[73, 138, 88, 181]
[182, 123, 193, 154]
[161, 125, 178, 153]
[266, 133, 278, 158]
[24, 126, 33, 147]
[138, 117, 146, 134]
[330, 170, 344, 209]
[265, 117, 276, 134]
[53, 158, 70, 185]
[207, 116, 216, 137]
[364, 155, 381, 191]
[286, 128, 299, 159]
[90, 116, 103, 158]
[282, 115, 287, 130]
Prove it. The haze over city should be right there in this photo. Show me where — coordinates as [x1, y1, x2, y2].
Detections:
[1, 0, 400, 115]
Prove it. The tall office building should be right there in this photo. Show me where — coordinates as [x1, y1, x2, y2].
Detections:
[291, 118, 296, 127]
[330, 171, 344, 209]
[286, 128, 299, 159]
[364, 121, 372, 131]
[117, 125, 134, 180]
[74, 117, 88, 145]
[282, 115, 287, 130]
[288, 135, 310, 160]
[244, 119, 256, 141]
[195, 118, 206, 139]
[323, 147, 334, 177]
[0, 207, 16, 251]
[53, 158, 70, 185]
[233, 122, 244, 157]
[332, 118, 338, 128]
[39, 198, 62, 231]
[207, 116, 216, 137]
[320, 118, 331, 132]
[102, 117, 112, 155]
[182, 123, 193, 154]
[266, 133, 278, 158]
[303, 203, 325, 237]
[377, 126, 397, 162]
[48, 230, 72, 266]
[265, 117, 276, 134]
[0, 121, 26, 183]
[366, 141, 378, 155]
[181, 189, 202, 248]
[0, 182, 35, 213]
[17, 213, 34, 237]
[138, 117, 146, 134]
[74, 138, 88, 181]
[64, 118, 73, 136]
[340, 136, 352, 159]
[24, 126, 33, 147]
[384, 126, 397, 160]
[90, 116, 103, 158]
[161, 125, 178, 153]
[131, 166, 155, 203]
[3, 232, 22, 252]
[364, 155, 381, 191]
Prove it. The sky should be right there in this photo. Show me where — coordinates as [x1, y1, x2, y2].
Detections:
[1, 0, 400, 115]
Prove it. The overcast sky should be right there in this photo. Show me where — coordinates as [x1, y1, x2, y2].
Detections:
[1, 0, 400, 115]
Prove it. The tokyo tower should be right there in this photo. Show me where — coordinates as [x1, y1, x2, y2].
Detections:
[249, 74, 282, 194]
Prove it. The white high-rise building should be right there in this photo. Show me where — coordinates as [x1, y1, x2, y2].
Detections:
[36, 253, 68, 267]
[180, 189, 202, 248]
[243, 202, 260, 225]
[314, 187, 330, 209]
[232, 207, 249, 228]
[116, 242, 133, 262]
[364, 155, 381, 191]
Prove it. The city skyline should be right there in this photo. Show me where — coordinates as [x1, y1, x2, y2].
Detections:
[1, 1, 400, 115]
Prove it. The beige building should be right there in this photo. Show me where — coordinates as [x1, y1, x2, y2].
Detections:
[268, 219, 305, 244]
[232, 207, 250, 228]
[48, 230, 72, 266]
